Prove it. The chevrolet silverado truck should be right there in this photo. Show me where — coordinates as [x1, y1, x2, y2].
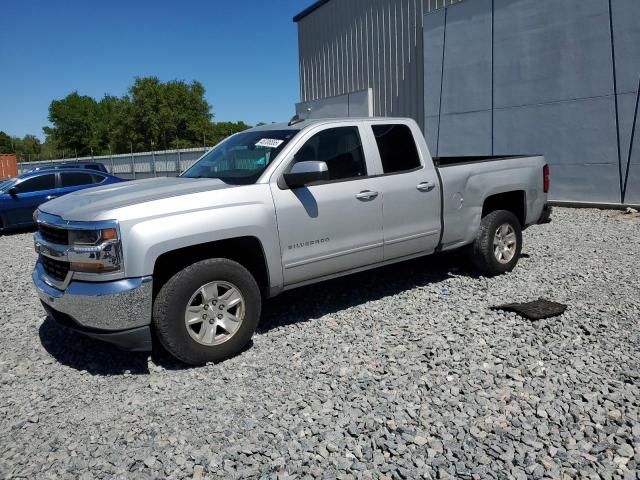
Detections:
[32, 118, 551, 365]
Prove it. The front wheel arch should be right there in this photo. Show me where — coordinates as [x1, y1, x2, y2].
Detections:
[152, 236, 270, 300]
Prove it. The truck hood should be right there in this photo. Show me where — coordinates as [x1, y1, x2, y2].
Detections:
[40, 177, 233, 221]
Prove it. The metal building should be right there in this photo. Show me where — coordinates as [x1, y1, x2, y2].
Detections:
[294, 0, 640, 206]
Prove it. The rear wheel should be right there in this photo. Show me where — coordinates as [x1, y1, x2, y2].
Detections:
[471, 210, 522, 276]
[153, 258, 261, 365]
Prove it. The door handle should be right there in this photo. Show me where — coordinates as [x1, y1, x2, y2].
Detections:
[355, 190, 379, 201]
[416, 182, 436, 193]
[46, 195, 58, 200]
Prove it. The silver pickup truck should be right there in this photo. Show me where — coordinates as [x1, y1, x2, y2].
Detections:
[32, 118, 551, 365]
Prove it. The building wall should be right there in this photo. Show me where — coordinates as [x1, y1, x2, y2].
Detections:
[296, 0, 640, 205]
[297, 0, 463, 130]
[424, 0, 640, 204]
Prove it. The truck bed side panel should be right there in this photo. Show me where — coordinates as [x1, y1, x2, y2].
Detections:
[438, 156, 546, 250]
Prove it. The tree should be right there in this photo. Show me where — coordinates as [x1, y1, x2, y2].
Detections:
[44, 92, 101, 156]
[17, 135, 42, 157]
[0, 132, 43, 160]
[0, 131, 12, 153]
[207, 121, 251, 145]
[127, 77, 213, 150]
[40, 76, 254, 156]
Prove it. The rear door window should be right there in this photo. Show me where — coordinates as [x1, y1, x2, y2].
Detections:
[61, 172, 94, 187]
[372, 124, 422, 174]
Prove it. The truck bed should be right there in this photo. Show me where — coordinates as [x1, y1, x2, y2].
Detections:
[434, 154, 547, 251]
[434, 155, 540, 168]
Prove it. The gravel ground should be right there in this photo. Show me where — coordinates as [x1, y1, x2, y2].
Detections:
[0, 207, 639, 480]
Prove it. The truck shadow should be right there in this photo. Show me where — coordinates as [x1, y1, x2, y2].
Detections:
[38, 250, 475, 375]
[38, 318, 152, 375]
[0, 225, 37, 237]
[258, 250, 471, 333]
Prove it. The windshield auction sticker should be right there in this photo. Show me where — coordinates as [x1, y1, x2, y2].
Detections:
[255, 138, 284, 149]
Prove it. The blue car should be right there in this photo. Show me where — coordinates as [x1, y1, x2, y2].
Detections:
[0, 169, 125, 232]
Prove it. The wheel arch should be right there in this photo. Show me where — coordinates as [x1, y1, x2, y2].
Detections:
[482, 190, 527, 227]
[152, 236, 271, 299]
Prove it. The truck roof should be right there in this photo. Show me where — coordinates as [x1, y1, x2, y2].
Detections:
[250, 117, 414, 132]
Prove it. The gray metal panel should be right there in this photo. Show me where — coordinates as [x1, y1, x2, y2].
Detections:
[619, 92, 640, 203]
[296, 0, 463, 131]
[348, 89, 373, 116]
[424, 115, 440, 155]
[493, 0, 615, 108]
[611, 0, 640, 94]
[295, 89, 373, 119]
[296, 95, 349, 119]
[440, 0, 492, 114]
[493, 97, 620, 203]
[437, 111, 492, 156]
[423, 9, 445, 118]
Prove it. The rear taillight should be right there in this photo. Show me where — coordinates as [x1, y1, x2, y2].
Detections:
[543, 164, 550, 193]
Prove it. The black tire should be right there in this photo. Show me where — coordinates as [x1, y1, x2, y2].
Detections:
[471, 210, 522, 277]
[153, 258, 261, 365]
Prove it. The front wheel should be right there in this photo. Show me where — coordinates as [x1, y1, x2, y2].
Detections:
[153, 258, 261, 365]
[471, 210, 522, 276]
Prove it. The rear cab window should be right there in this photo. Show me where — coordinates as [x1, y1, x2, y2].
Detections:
[371, 124, 422, 174]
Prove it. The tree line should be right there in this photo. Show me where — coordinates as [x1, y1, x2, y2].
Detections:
[0, 77, 260, 161]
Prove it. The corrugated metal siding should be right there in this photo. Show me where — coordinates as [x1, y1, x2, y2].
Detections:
[297, 0, 463, 129]
[17, 148, 209, 180]
[0, 154, 18, 179]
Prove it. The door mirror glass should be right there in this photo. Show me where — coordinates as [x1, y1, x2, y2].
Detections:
[8, 187, 18, 197]
[283, 161, 330, 188]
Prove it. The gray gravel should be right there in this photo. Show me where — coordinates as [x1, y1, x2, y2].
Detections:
[1, 207, 639, 479]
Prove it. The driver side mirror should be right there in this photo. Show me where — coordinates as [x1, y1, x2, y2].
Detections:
[8, 187, 18, 198]
[283, 161, 330, 189]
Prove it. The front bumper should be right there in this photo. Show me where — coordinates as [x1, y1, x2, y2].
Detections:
[33, 260, 153, 351]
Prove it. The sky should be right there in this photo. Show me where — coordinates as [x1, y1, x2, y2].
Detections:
[0, 0, 311, 139]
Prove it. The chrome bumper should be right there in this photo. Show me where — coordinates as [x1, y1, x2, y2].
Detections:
[33, 259, 153, 332]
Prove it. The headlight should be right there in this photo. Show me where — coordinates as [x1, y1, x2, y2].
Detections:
[69, 228, 118, 246]
[67, 225, 122, 274]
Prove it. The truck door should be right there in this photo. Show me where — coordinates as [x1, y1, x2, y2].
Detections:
[368, 123, 442, 260]
[270, 125, 384, 285]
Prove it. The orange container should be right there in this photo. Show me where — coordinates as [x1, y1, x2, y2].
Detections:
[0, 154, 18, 180]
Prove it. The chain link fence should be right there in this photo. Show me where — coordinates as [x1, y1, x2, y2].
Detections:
[17, 147, 210, 179]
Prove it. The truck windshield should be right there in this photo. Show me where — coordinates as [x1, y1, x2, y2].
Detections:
[181, 130, 299, 185]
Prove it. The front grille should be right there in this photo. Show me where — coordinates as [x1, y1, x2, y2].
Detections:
[42, 256, 70, 282]
[39, 224, 69, 245]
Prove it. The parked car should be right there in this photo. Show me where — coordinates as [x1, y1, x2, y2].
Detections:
[32, 117, 551, 365]
[25, 161, 108, 174]
[1, 169, 125, 231]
